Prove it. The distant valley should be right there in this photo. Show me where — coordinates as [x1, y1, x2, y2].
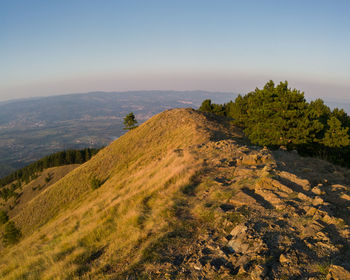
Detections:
[0, 90, 235, 177]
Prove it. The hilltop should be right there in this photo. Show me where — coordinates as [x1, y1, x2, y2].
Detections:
[0, 108, 349, 279]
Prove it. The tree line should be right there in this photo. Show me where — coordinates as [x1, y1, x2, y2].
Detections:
[199, 80, 350, 167]
[0, 148, 100, 199]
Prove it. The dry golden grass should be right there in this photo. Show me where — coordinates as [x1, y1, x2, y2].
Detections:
[0, 108, 240, 279]
[0, 165, 79, 219]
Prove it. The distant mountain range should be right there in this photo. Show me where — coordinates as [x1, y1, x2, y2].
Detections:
[0, 90, 236, 178]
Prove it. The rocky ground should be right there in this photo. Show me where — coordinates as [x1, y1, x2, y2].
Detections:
[2, 109, 349, 280]
[132, 138, 350, 280]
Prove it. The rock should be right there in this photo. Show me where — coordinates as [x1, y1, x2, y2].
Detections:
[260, 166, 271, 177]
[255, 188, 284, 207]
[270, 179, 294, 194]
[306, 206, 318, 216]
[298, 192, 312, 201]
[279, 253, 289, 263]
[311, 187, 322, 195]
[230, 225, 247, 237]
[228, 239, 250, 254]
[241, 154, 260, 165]
[313, 196, 324, 205]
[237, 265, 247, 275]
[326, 264, 350, 280]
[331, 184, 346, 191]
[340, 193, 350, 202]
[250, 264, 266, 280]
[322, 214, 338, 224]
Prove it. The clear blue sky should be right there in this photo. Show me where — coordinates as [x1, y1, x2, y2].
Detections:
[1, 0, 349, 101]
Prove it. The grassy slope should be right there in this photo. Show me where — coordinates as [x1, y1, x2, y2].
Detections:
[0, 108, 241, 279]
[0, 164, 80, 220]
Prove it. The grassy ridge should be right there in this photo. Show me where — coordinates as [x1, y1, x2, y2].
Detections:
[0, 109, 239, 279]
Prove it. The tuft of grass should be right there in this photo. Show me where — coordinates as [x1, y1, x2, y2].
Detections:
[317, 262, 331, 280]
[226, 212, 243, 225]
[53, 244, 76, 262]
[90, 176, 104, 190]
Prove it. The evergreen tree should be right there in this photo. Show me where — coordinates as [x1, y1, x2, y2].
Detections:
[241, 81, 322, 147]
[322, 117, 350, 148]
[197, 80, 350, 167]
[123, 112, 138, 130]
[199, 99, 213, 113]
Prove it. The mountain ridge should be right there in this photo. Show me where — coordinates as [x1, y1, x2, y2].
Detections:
[0, 91, 236, 178]
[0, 108, 349, 279]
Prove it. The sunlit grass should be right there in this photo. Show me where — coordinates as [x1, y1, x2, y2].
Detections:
[1, 109, 236, 279]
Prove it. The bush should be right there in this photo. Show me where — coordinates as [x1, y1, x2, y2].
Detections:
[2, 221, 21, 246]
[0, 210, 9, 224]
[45, 173, 53, 183]
[90, 177, 103, 190]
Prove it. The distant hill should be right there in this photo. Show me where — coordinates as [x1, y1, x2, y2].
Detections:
[0, 90, 235, 178]
[0, 109, 349, 279]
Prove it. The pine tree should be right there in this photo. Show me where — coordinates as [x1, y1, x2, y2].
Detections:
[199, 99, 213, 113]
[123, 112, 138, 130]
[322, 117, 350, 148]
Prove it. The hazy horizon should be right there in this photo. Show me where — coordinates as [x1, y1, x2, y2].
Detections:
[1, 0, 349, 101]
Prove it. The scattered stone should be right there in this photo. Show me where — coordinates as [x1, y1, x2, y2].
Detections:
[279, 254, 289, 263]
[228, 239, 248, 253]
[331, 184, 346, 191]
[298, 192, 312, 201]
[240, 154, 260, 165]
[230, 225, 247, 237]
[340, 193, 350, 202]
[322, 214, 337, 224]
[237, 265, 247, 275]
[311, 187, 322, 195]
[250, 264, 266, 280]
[326, 264, 350, 280]
[306, 206, 317, 216]
[313, 197, 324, 205]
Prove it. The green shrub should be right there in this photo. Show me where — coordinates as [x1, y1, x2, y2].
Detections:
[90, 177, 103, 190]
[2, 221, 21, 246]
[0, 210, 9, 224]
[45, 173, 52, 183]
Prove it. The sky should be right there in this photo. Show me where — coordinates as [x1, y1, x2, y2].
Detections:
[1, 0, 349, 102]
